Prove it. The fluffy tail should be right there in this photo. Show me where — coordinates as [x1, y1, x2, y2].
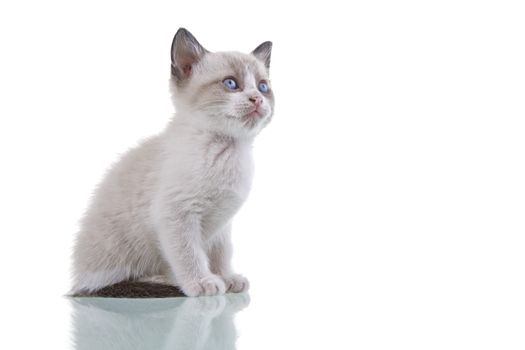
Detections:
[72, 281, 185, 298]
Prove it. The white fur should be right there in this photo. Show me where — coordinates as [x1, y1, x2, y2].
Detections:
[71, 41, 273, 296]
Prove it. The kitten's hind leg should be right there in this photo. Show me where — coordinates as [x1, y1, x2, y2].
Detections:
[71, 267, 131, 296]
[136, 275, 173, 285]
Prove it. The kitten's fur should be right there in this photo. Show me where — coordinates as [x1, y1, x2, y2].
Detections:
[71, 28, 274, 297]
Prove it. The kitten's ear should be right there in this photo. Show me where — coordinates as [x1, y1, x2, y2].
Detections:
[251, 41, 272, 69]
[171, 28, 208, 81]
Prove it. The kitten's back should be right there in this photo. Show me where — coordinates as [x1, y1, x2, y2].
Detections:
[72, 135, 166, 293]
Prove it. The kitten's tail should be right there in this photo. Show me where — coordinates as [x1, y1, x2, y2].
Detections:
[71, 280, 185, 298]
[70, 275, 184, 298]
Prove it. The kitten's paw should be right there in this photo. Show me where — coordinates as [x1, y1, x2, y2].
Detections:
[182, 274, 227, 297]
[223, 274, 250, 293]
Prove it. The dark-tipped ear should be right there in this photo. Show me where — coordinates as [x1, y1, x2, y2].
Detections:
[171, 28, 208, 81]
[251, 41, 272, 69]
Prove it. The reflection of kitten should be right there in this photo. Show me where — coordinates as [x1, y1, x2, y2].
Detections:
[71, 293, 250, 350]
[71, 28, 274, 296]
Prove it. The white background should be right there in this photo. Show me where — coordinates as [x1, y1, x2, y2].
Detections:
[0, 0, 524, 349]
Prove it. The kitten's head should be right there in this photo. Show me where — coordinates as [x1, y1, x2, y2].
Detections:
[170, 28, 274, 138]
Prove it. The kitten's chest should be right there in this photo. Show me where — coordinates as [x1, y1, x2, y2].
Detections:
[203, 140, 253, 199]
[199, 142, 253, 234]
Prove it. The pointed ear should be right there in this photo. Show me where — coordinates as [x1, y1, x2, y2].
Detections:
[171, 28, 208, 81]
[251, 41, 272, 69]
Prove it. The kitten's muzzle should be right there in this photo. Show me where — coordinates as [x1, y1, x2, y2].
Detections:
[249, 95, 263, 107]
[244, 109, 261, 119]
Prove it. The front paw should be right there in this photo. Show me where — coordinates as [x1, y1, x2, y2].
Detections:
[181, 274, 227, 297]
[223, 274, 250, 293]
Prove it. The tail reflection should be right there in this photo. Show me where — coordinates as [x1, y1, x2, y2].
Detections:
[71, 293, 250, 350]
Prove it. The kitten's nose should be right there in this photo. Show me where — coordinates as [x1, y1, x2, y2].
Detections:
[249, 95, 262, 107]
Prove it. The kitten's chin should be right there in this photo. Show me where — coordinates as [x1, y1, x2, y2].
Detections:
[219, 115, 269, 138]
[186, 110, 269, 138]
[241, 113, 263, 130]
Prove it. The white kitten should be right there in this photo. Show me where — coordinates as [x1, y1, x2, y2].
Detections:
[71, 28, 274, 297]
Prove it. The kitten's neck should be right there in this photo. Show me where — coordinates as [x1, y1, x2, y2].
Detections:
[168, 112, 257, 144]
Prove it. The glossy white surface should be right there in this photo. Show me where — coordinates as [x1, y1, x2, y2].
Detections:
[71, 294, 248, 349]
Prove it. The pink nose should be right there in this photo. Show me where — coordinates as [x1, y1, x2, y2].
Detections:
[249, 95, 262, 107]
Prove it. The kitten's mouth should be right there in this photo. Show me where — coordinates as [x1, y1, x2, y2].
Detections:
[243, 108, 262, 120]
[241, 109, 263, 128]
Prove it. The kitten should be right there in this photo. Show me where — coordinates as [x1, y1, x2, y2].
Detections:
[71, 28, 274, 297]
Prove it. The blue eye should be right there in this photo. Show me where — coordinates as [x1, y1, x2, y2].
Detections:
[223, 78, 238, 90]
[258, 81, 269, 93]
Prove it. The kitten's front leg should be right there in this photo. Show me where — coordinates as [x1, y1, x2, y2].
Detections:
[157, 213, 226, 297]
[208, 224, 250, 293]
